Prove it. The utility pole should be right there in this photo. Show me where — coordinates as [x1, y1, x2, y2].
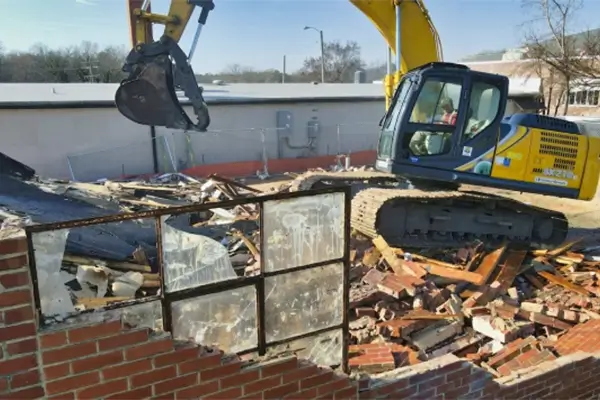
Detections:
[81, 60, 100, 83]
[282, 55, 286, 83]
[303, 26, 325, 83]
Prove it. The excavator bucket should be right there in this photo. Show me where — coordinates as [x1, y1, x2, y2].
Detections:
[115, 37, 210, 132]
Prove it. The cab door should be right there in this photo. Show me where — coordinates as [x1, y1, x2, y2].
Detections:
[454, 74, 508, 175]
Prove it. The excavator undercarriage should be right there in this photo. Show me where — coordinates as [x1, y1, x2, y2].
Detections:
[289, 171, 568, 249]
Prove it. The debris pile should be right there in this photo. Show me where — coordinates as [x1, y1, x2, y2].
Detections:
[347, 235, 600, 377]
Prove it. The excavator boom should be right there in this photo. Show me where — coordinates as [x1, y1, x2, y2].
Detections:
[116, 0, 214, 132]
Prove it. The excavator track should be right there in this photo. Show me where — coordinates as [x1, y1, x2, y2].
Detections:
[289, 171, 569, 249]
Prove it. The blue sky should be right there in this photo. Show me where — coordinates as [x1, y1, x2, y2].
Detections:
[1, 0, 599, 73]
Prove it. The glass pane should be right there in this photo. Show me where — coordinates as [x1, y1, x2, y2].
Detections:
[462, 81, 502, 142]
[267, 329, 343, 367]
[263, 192, 345, 272]
[409, 79, 462, 125]
[171, 286, 257, 354]
[161, 214, 238, 293]
[265, 263, 344, 342]
[382, 79, 412, 132]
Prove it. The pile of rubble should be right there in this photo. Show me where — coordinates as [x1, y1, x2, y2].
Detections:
[347, 234, 600, 377]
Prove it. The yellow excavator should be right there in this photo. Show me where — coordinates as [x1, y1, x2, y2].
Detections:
[116, 0, 600, 249]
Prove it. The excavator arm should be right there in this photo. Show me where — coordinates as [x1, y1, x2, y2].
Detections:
[116, 0, 214, 132]
[349, 0, 443, 109]
[116, 0, 441, 132]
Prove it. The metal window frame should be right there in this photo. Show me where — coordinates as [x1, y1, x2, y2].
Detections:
[25, 185, 351, 372]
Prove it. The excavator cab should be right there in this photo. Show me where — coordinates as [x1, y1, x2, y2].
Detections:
[115, 0, 214, 132]
[375, 61, 600, 201]
[375, 62, 509, 184]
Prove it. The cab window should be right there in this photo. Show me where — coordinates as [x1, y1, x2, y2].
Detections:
[462, 82, 502, 142]
[407, 78, 462, 156]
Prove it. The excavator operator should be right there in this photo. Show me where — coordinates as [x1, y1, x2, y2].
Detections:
[440, 97, 457, 125]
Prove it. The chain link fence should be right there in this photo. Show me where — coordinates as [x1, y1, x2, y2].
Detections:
[65, 121, 380, 182]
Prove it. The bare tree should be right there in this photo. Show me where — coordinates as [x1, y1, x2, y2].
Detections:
[301, 40, 365, 83]
[520, 0, 600, 115]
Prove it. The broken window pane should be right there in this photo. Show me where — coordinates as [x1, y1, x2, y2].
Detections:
[264, 262, 344, 342]
[160, 214, 240, 292]
[263, 192, 345, 272]
[32, 229, 75, 319]
[171, 286, 258, 353]
[31, 218, 159, 324]
[266, 329, 343, 367]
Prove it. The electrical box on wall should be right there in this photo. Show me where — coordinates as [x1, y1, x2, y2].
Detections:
[276, 111, 293, 136]
[307, 119, 320, 139]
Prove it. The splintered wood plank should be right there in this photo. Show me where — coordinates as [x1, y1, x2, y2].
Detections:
[473, 245, 507, 286]
[547, 238, 584, 257]
[537, 270, 591, 296]
[495, 249, 528, 294]
[422, 264, 484, 285]
[372, 236, 426, 278]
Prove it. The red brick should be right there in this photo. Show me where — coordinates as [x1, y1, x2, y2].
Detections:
[178, 352, 221, 375]
[0, 238, 27, 254]
[102, 359, 153, 381]
[154, 345, 200, 367]
[0, 289, 31, 308]
[0, 254, 27, 271]
[244, 376, 282, 395]
[176, 381, 219, 399]
[0, 322, 35, 342]
[0, 377, 8, 392]
[47, 393, 75, 400]
[11, 369, 40, 389]
[68, 320, 122, 343]
[282, 365, 320, 384]
[72, 350, 124, 373]
[316, 379, 353, 396]
[154, 373, 198, 395]
[77, 379, 128, 399]
[125, 338, 173, 361]
[301, 370, 334, 389]
[0, 354, 37, 374]
[107, 386, 153, 400]
[44, 363, 71, 381]
[45, 371, 100, 395]
[334, 386, 358, 399]
[4, 306, 34, 325]
[6, 337, 37, 355]
[284, 387, 318, 399]
[263, 382, 299, 399]
[0, 271, 29, 289]
[40, 331, 68, 349]
[153, 394, 175, 400]
[42, 342, 97, 364]
[98, 329, 149, 351]
[205, 387, 242, 399]
[261, 358, 298, 377]
[221, 369, 260, 389]
[130, 365, 177, 388]
[3, 385, 45, 399]
[200, 361, 242, 381]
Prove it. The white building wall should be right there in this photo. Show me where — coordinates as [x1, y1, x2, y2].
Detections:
[0, 100, 384, 181]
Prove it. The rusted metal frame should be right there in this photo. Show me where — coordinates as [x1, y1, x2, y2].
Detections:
[257, 203, 267, 356]
[23, 186, 344, 233]
[262, 258, 345, 279]
[342, 186, 351, 374]
[154, 215, 170, 332]
[25, 185, 351, 359]
[25, 231, 44, 329]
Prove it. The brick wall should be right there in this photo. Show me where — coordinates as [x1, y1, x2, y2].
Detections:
[2, 233, 600, 399]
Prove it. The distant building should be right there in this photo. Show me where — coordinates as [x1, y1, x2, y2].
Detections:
[462, 29, 600, 117]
